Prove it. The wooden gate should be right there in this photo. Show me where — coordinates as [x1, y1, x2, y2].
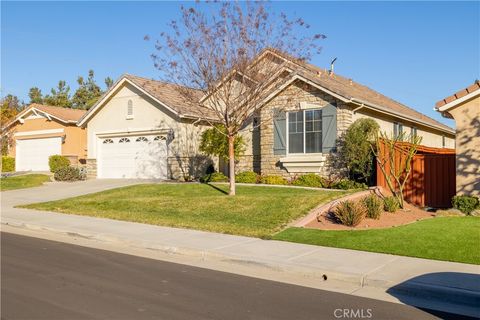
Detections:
[376, 141, 455, 208]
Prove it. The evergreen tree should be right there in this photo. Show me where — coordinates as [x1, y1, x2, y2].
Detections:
[44, 80, 72, 108]
[72, 70, 102, 109]
[104, 77, 114, 89]
[28, 87, 44, 104]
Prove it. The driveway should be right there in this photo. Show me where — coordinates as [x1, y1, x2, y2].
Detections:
[1, 179, 145, 209]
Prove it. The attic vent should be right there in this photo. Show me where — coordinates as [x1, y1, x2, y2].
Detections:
[127, 99, 134, 119]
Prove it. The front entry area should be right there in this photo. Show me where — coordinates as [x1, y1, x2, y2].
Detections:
[97, 134, 168, 179]
[15, 137, 62, 171]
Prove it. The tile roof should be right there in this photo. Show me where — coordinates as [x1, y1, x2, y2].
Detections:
[435, 81, 480, 109]
[265, 49, 454, 133]
[124, 74, 216, 119]
[27, 104, 86, 122]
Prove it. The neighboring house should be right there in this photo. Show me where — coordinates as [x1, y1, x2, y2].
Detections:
[435, 81, 480, 197]
[227, 49, 456, 178]
[3, 104, 87, 171]
[77, 74, 215, 179]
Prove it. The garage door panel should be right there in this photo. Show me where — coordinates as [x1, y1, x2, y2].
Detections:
[16, 137, 62, 171]
[98, 135, 168, 179]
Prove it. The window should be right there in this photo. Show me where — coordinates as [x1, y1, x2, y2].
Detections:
[154, 135, 166, 141]
[119, 137, 130, 143]
[135, 136, 148, 142]
[394, 122, 403, 138]
[288, 109, 322, 154]
[103, 138, 114, 144]
[127, 100, 133, 119]
[411, 127, 417, 137]
[442, 135, 446, 148]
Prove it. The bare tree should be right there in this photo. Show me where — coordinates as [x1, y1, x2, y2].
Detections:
[148, 1, 324, 195]
[371, 131, 422, 208]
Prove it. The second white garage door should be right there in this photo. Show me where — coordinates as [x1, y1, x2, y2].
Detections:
[16, 137, 62, 171]
[98, 135, 168, 179]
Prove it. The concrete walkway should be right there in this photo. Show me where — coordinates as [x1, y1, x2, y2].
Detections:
[1, 180, 479, 318]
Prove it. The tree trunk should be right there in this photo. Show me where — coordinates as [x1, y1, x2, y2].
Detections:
[228, 134, 236, 196]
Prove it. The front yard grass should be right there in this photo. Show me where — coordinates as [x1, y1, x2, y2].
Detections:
[273, 217, 480, 264]
[0, 174, 51, 191]
[20, 183, 349, 238]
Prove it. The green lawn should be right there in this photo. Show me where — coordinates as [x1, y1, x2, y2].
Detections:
[273, 217, 480, 264]
[21, 184, 349, 238]
[0, 174, 51, 191]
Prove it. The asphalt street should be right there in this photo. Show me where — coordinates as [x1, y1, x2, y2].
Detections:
[1, 232, 471, 320]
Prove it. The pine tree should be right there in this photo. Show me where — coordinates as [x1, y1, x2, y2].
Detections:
[72, 70, 102, 109]
[44, 81, 72, 108]
[28, 87, 44, 104]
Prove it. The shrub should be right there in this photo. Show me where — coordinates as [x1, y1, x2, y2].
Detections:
[54, 166, 85, 181]
[200, 172, 229, 183]
[259, 175, 288, 185]
[333, 200, 366, 227]
[1, 156, 15, 172]
[452, 195, 480, 215]
[235, 171, 258, 184]
[363, 194, 383, 219]
[383, 196, 400, 213]
[331, 179, 367, 190]
[49, 155, 70, 173]
[292, 173, 324, 188]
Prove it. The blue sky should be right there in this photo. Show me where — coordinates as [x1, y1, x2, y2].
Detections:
[2, 1, 479, 127]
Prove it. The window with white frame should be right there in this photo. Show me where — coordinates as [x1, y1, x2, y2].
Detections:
[411, 126, 417, 137]
[287, 109, 322, 154]
[127, 99, 134, 119]
[119, 137, 130, 143]
[135, 136, 148, 142]
[103, 138, 114, 144]
[394, 122, 403, 138]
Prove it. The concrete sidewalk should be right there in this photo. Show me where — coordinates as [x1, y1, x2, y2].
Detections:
[1, 181, 479, 318]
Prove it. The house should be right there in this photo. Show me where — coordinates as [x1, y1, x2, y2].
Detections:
[435, 81, 480, 197]
[78, 49, 456, 181]
[3, 104, 87, 171]
[77, 74, 215, 179]
[228, 49, 456, 178]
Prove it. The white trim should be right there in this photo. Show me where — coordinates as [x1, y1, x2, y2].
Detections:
[78, 76, 180, 126]
[95, 127, 170, 138]
[14, 128, 64, 137]
[437, 90, 480, 112]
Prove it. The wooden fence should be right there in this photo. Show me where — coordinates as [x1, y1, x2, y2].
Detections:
[376, 141, 455, 208]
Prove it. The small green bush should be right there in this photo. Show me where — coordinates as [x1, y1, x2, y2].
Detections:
[452, 195, 480, 215]
[363, 194, 383, 219]
[331, 179, 367, 190]
[1, 156, 15, 172]
[54, 166, 85, 181]
[260, 175, 288, 185]
[383, 196, 400, 213]
[49, 155, 70, 173]
[235, 171, 258, 184]
[292, 173, 325, 188]
[333, 200, 366, 227]
[200, 172, 229, 183]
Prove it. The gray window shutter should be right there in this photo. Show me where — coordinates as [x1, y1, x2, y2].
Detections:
[273, 110, 286, 155]
[321, 103, 337, 153]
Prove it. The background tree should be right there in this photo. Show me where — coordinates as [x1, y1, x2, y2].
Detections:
[199, 125, 246, 161]
[339, 118, 379, 184]
[148, 1, 324, 195]
[1, 95, 24, 155]
[44, 80, 72, 108]
[28, 87, 44, 104]
[72, 70, 102, 109]
[104, 77, 114, 89]
[371, 131, 422, 209]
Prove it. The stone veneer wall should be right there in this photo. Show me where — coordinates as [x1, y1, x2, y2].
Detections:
[167, 155, 216, 181]
[85, 159, 97, 179]
[237, 80, 353, 178]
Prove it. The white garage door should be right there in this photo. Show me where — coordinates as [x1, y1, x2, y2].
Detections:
[16, 137, 62, 171]
[98, 135, 168, 179]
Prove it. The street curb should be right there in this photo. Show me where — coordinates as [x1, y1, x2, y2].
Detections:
[2, 218, 479, 317]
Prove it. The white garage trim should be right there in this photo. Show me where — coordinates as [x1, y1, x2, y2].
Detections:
[95, 127, 171, 138]
[14, 128, 64, 137]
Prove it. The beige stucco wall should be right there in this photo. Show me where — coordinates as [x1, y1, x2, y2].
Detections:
[445, 95, 480, 196]
[7, 116, 87, 163]
[85, 83, 213, 179]
[352, 109, 455, 149]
